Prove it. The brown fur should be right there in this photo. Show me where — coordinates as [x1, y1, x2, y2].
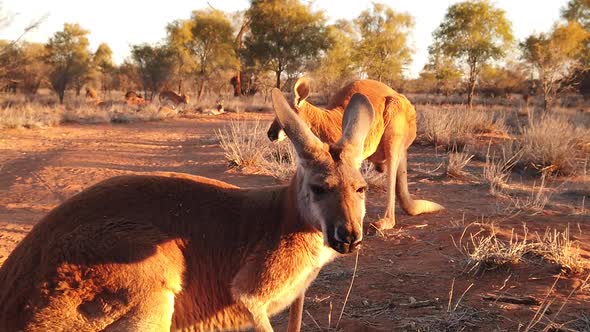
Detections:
[0, 90, 374, 331]
[124, 91, 142, 100]
[267, 78, 444, 230]
[159, 90, 189, 109]
[85, 87, 98, 100]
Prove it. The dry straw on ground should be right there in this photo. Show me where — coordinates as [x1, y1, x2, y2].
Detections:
[456, 223, 586, 275]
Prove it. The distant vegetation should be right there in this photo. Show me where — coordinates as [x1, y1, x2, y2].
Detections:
[0, 0, 588, 107]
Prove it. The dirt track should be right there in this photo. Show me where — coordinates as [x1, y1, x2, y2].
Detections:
[1, 114, 588, 331]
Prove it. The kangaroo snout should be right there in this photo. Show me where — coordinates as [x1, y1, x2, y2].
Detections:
[267, 128, 279, 141]
[330, 225, 362, 254]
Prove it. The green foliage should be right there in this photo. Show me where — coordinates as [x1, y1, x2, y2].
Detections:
[562, 0, 590, 96]
[433, 1, 513, 107]
[521, 22, 590, 109]
[94, 43, 113, 73]
[478, 62, 527, 97]
[130, 44, 176, 100]
[354, 3, 414, 84]
[19, 42, 49, 94]
[563, 0, 590, 30]
[93, 43, 113, 93]
[420, 43, 462, 94]
[166, 19, 197, 92]
[245, 0, 329, 88]
[45, 23, 92, 103]
[310, 20, 358, 96]
[190, 9, 237, 74]
[166, 9, 237, 97]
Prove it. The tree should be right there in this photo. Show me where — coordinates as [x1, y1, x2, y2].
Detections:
[45, 23, 92, 103]
[0, 3, 46, 80]
[93, 43, 114, 96]
[420, 43, 462, 95]
[433, 1, 513, 108]
[244, 0, 329, 89]
[112, 61, 141, 93]
[521, 22, 590, 110]
[478, 62, 527, 98]
[166, 19, 197, 94]
[190, 9, 238, 98]
[130, 44, 176, 100]
[18, 42, 49, 95]
[166, 9, 237, 99]
[354, 3, 414, 84]
[310, 20, 358, 98]
[228, 10, 251, 97]
[562, 0, 590, 97]
[563, 0, 590, 30]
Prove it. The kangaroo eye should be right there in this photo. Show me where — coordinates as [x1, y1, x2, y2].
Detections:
[357, 186, 368, 194]
[310, 185, 327, 196]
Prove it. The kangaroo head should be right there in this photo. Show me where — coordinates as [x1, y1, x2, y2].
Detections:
[272, 88, 374, 254]
[182, 94, 189, 104]
[267, 77, 311, 142]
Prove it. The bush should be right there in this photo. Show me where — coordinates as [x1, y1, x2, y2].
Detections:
[418, 107, 506, 149]
[509, 114, 586, 175]
[0, 104, 62, 129]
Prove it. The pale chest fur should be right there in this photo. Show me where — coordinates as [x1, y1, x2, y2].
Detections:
[266, 245, 337, 316]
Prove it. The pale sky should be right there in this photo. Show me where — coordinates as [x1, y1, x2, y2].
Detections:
[1, 0, 569, 78]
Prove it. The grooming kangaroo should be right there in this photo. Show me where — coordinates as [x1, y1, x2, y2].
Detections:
[0, 89, 374, 332]
[267, 78, 444, 230]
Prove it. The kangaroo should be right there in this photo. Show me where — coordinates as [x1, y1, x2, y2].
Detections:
[267, 78, 444, 231]
[0, 89, 374, 332]
[159, 90, 189, 109]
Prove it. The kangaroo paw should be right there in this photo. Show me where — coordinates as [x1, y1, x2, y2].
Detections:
[368, 217, 395, 234]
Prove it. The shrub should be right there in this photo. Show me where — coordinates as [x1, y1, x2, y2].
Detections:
[508, 114, 586, 175]
[418, 107, 506, 149]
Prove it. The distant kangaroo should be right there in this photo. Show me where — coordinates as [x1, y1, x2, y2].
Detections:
[268, 78, 444, 230]
[0, 89, 374, 331]
[159, 90, 189, 109]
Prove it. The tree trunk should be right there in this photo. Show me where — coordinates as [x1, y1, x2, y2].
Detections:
[58, 87, 65, 104]
[198, 80, 206, 101]
[543, 93, 550, 111]
[466, 58, 478, 109]
[467, 79, 476, 109]
[275, 70, 281, 89]
[178, 79, 183, 94]
[234, 71, 242, 97]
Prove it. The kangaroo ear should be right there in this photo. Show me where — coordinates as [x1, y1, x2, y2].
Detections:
[271, 88, 325, 161]
[334, 93, 374, 168]
[294, 77, 311, 108]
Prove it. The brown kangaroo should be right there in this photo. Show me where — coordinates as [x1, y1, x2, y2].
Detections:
[267, 78, 444, 230]
[0, 88, 374, 331]
[159, 90, 189, 109]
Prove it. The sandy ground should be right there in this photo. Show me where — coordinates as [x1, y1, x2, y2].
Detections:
[0, 113, 588, 331]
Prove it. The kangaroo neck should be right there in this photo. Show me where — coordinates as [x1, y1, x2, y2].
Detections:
[297, 101, 343, 145]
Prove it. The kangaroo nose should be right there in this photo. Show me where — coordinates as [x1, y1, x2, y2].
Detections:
[267, 130, 278, 141]
[335, 226, 362, 252]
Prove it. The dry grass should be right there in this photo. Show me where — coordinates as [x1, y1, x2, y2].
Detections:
[216, 119, 269, 169]
[456, 223, 587, 275]
[0, 104, 62, 129]
[0, 99, 177, 129]
[418, 107, 506, 149]
[360, 161, 387, 192]
[483, 149, 519, 196]
[533, 225, 586, 274]
[507, 175, 552, 214]
[456, 224, 532, 274]
[508, 114, 587, 176]
[216, 118, 296, 180]
[399, 279, 496, 331]
[445, 150, 474, 179]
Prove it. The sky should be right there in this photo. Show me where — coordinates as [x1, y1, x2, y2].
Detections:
[0, 0, 570, 78]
